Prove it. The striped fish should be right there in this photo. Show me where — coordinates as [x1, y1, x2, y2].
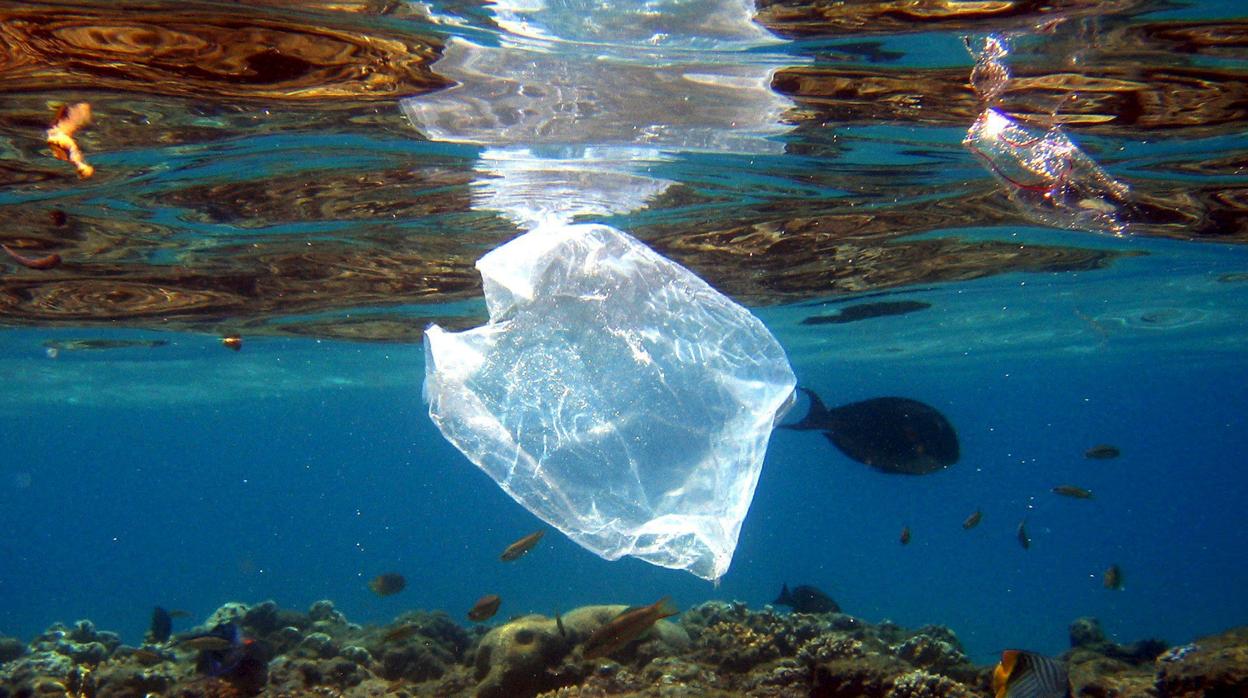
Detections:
[993, 650, 1070, 698]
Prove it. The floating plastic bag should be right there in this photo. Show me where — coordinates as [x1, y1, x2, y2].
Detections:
[423, 223, 796, 581]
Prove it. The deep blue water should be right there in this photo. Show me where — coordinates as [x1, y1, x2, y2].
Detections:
[2, 0, 1247, 669]
[3, 230, 1246, 663]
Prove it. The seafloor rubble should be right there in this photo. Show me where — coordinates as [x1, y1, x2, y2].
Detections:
[1, 599, 1243, 698]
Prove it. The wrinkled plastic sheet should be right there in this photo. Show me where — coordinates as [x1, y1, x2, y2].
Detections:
[423, 223, 796, 580]
[964, 31, 1134, 235]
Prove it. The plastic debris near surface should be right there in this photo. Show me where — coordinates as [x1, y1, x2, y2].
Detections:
[423, 223, 797, 581]
[963, 31, 1134, 235]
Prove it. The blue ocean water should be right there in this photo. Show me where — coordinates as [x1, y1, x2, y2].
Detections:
[1, 0, 1247, 670]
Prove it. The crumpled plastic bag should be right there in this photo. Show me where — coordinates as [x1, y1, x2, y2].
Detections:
[964, 108, 1133, 235]
[423, 223, 796, 581]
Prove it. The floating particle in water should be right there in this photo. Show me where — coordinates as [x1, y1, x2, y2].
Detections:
[46, 102, 95, 178]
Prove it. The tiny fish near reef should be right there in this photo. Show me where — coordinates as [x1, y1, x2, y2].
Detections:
[582, 597, 678, 660]
[782, 387, 959, 475]
[467, 594, 502, 622]
[148, 606, 173, 644]
[368, 573, 406, 596]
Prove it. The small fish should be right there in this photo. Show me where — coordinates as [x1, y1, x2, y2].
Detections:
[368, 572, 406, 597]
[168, 609, 192, 619]
[1052, 485, 1093, 499]
[1016, 519, 1031, 550]
[962, 509, 983, 530]
[773, 583, 840, 614]
[2, 244, 61, 269]
[186, 623, 261, 679]
[177, 634, 234, 652]
[131, 648, 166, 666]
[899, 525, 911, 545]
[467, 594, 502, 622]
[583, 597, 678, 660]
[1084, 444, 1120, 459]
[1104, 564, 1124, 591]
[500, 529, 545, 562]
[46, 102, 94, 178]
[555, 610, 566, 638]
[221, 334, 243, 351]
[992, 649, 1069, 698]
[148, 606, 173, 644]
[381, 623, 421, 643]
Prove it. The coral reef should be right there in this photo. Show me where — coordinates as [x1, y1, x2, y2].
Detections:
[1, 601, 1243, 697]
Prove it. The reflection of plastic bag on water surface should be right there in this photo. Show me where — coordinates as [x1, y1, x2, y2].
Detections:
[423, 223, 796, 581]
[964, 108, 1133, 235]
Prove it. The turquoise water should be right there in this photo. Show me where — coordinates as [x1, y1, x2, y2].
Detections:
[1, 0, 1246, 667]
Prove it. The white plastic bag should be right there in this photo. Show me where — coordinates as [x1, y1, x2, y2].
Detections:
[423, 223, 795, 580]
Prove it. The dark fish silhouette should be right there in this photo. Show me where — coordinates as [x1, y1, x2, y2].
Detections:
[802, 300, 931, 325]
[962, 509, 983, 530]
[1017, 519, 1031, 550]
[993, 649, 1069, 698]
[368, 573, 406, 596]
[148, 606, 173, 644]
[1052, 485, 1093, 499]
[782, 388, 959, 475]
[773, 583, 840, 614]
[1103, 564, 1124, 591]
[899, 525, 911, 545]
[1084, 444, 1120, 459]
